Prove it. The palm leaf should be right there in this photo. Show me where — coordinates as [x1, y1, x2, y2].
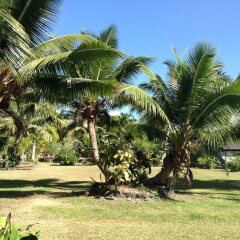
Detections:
[19, 40, 125, 81]
[99, 25, 118, 48]
[111, 56, 156, 83]
[32, 77, 120, 103]
[115, 84, 170, 125]
[32, 34, 97, 57]
[0, 9, 31, 70]
[193, 76, 240, 127]
[2, 0, 62, 45]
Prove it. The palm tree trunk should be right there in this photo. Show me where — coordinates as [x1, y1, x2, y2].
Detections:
[87, 118, 100, 162]
[146, 152, 175, 187]
[87, 118, 109, 179]
[20, 151, 26, 162]
[31, 140, 36, 161]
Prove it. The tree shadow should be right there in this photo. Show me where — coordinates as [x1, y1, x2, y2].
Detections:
[175, 179, 240, 201]
[0, 178, 92, 198]
[177, 179, 240, 191]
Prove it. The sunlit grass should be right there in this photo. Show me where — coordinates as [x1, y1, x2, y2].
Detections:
[0, 164, 239, 240]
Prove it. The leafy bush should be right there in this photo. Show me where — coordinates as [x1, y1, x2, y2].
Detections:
[0, 154, 21, 169]
[226, 156, 240, 172]
[0, 213, 39, 239]
[196, 155, 217, 169]
[43, 142, 62, 156]
[129, 150, 152, 185]
[110, 150, 135, 189]
[55, 149, 78, 166]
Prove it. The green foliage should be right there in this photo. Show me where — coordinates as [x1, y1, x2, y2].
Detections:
[55, 149, 78, 166]
[226, 156, 240, 172]
[0, 213, 39, 239]
[110, 150, 135, 188]
[196, 155, 217, 169]
[95, 114, 163, 185]
[0, 0, 62, 45]
[42, 142, 62, 156]
[0, 154, 21, 169]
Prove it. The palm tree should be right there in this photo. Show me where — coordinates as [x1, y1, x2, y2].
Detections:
[0, 1, 127, 151]
[0, 0, 63, 74]
[33, 25, 163, 179]
[139, 43, 240, 189]
[0, 0, 59, 123]
[0, 99, 63, 161]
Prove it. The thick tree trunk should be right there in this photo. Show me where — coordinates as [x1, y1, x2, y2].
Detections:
[31, 140, 36, 161]
[145, 152, 175, 187]
[146, 149, 194, 191]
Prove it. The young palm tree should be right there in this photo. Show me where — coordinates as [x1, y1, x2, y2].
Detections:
[140, 43, 240, 188]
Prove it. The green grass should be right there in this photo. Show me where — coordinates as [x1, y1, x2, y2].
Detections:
[0, 164, 239, 240]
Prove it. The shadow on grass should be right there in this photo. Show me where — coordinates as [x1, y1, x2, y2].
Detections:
[0, 178, 239, 200]
[0, 178, 92, 198]
[175, 179, 240, 201]
[177, 179, 240, 191]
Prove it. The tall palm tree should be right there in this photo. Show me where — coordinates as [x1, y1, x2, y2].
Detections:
[140, 43, 240, 188]
[0, 1, 125, 137]
[32, 25, 163, 179]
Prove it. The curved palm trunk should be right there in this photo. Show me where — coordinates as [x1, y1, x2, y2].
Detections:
[146, 152, 175, 187]
[87, 118, 110, 180]
[87, 118, 100, 163]
[146, 148, 193, 190]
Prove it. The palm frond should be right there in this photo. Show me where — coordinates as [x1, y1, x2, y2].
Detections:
[111, 56, 156, 83]
[31, 34, 97, 57]
[193, 76, 240, 127]
[198, 111, 240, 149]
[32, 77, 120, 103]
[99, 25, 118, 48]
[115, 84, 170, 125]
[19, 40, 125, 81]
[3, 0, 62, 45]
[0, 117, 16, 134]
[0, 9, 31, 70]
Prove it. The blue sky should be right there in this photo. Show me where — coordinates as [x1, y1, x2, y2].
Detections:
[55, 0, 240, 84]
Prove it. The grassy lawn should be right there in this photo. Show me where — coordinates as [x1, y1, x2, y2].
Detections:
[0, 163, 239, 240]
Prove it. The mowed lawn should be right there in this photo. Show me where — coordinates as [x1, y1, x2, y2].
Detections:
[0, 164, 239, 240]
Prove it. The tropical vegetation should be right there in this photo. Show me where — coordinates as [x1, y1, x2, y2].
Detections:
[0, 0, 239, 196]
[0, 1, 240, 240]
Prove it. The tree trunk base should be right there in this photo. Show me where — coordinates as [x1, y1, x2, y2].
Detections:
[145, 152, 175, 187]
[158, 186, 175, 199]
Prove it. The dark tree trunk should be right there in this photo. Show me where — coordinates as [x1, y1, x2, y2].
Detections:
[145, 152, 175, 187]
[146, 149, 193, 191]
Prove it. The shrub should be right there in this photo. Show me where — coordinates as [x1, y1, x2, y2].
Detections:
[0, 154, 21, 169]
[226, 156, 240, 172]
[110, 150, 135, 189]
[55, 149, 78, 166]
[0, 213, 39, 239]
[196, 155, 217, 169]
